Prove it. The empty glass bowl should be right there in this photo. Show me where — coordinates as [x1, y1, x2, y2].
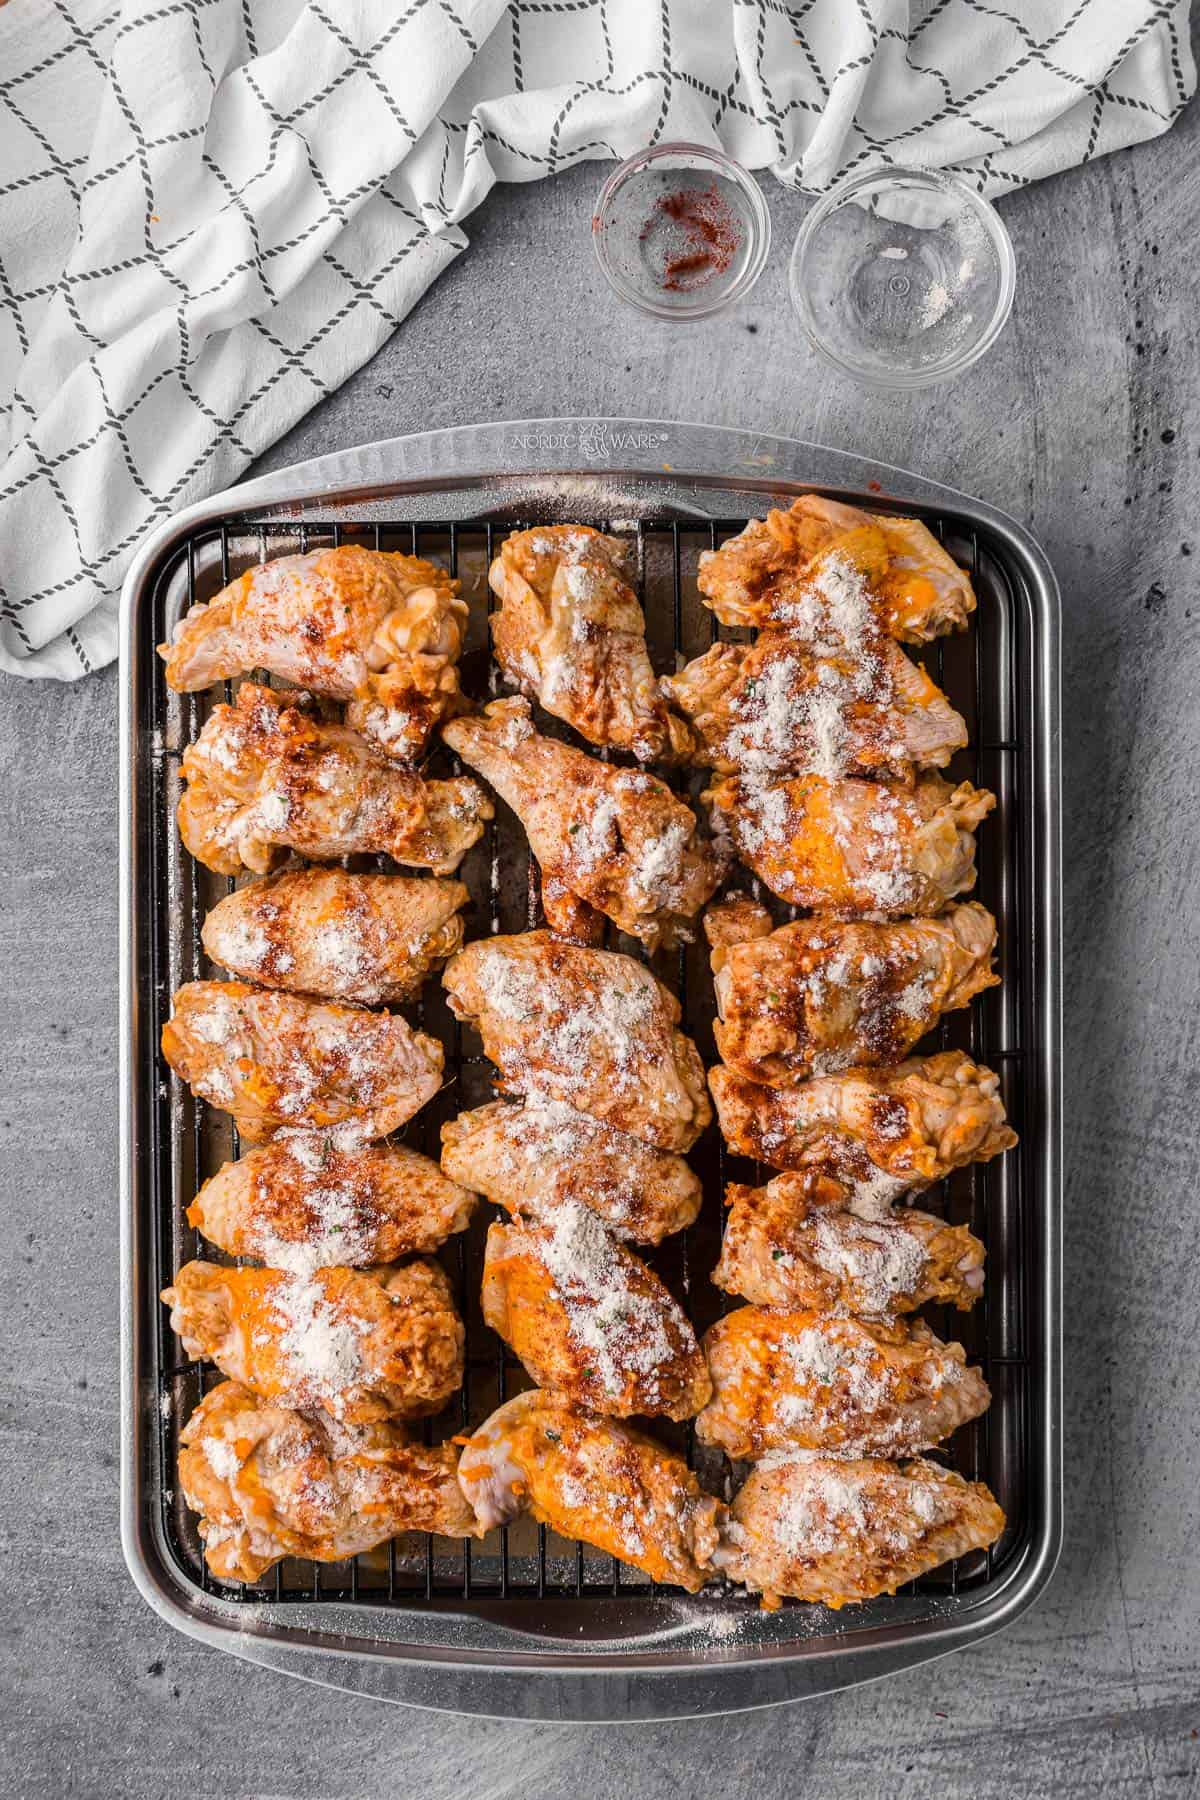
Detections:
[789, 167, 1016, 387]
[592, 143, 771, 321]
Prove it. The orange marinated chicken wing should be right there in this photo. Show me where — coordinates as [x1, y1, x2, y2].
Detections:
[457, 1391, 724, 1591]
[178, 1380, 480, 1583]
[163, 1257, 463, 1423]
[202, 868, 468, 1005]
[481, 1206, 710, 1421]
[696, 1307, 990, 1460]
[178, 683, 490, 875]
[161, 980, 443, 1143]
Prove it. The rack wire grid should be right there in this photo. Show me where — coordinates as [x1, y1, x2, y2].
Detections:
[142, 504, 1033, 1622]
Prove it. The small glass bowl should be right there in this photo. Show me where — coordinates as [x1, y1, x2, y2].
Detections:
[789, 167, 1016, 387]
[592, 143, 771, 321]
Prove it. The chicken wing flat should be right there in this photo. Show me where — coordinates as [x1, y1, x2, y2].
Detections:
[444, 698, 728, 949]
[705, 770, 994, 916]
[697, 495, 975, 641]
[187, 1128, 477, 1267]
[159, 545, 468, 763]
[706, 895, 999, 1085]
[442, 930, 710, 1151]
[457, 1391, 724, 1591]
[161, 981, 443, 1143]
[708, 1051, 1016, 1196]
[440, 1099, 701, 1245]
[481, 1208, 710, 1421]
[717, 1454, 1005, 1609]
[696, 1308, 990, 1459]
[489, 525, 691, 761]
[202, 869, 468, 1005]
[662, 633, 967, 781]
[178, 1381, 479, 1583]
[713, 1173, 984, 1314]
[178, 683, 490, 876]
[163, 1257, 463, 1422]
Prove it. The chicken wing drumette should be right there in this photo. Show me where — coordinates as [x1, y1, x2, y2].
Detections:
[697, 495, 975, 640]
[489, 525, 691, 760]
[713, 1171, 985, 1313]
[161, 981, 443, 1143]
[442, 931, 711, 1151]
[705, 894, 999, 1085]
[179, 1381, 480, 1583]
[717, 1454, 1005, 1609]
[696, 1307, 990, 1460]
[202, 868, 468, 1005]
[440, 1099, 701, 1245]
[163, 1257, 464, 1423]
[159, 544, 468, 763]
[705, 770, 995, 916]
[457, 1391, 724, 1592]
[481, 1206, 711, 1421]
[443, 697, 727, 949]
[187, 1129, 477, 1267]
[707, 1050, 1016, 1199]
[178, 683, 490, 876]
[662, 632, 967, 781]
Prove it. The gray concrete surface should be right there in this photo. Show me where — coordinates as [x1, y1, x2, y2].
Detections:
[4, 85, 1200, 1800]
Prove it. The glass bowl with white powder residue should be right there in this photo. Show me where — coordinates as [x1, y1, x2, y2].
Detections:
[788, 167, 1015, 388]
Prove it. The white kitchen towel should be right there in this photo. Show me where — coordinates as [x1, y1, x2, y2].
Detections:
[1, 2, 1193, 677]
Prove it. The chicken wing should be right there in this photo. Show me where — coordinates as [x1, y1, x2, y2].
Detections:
[705, 770, 994, 916]
[187, 1128, 477, 1267]
[440, 1099, 701, 1245]
[717, 1454, 1005, 1608]
[178, 1381, 479, 1583]
[442, 930, 710, 1151]
[443, 698, 728, 949]
[696, 1308, 990, 1459]
[202, 869, 468, 1005]
[161, 981, 443, 1143]
[481, 1208, 710, 1421]
[178, 682, 490, 876]
[662, 633, 967, 781]
[697, 495, 975, 641]
[713, 1173, 984, 1313]
[708, 1051, 1016, 1195]
[457, 1391, 724, 1591]
[163, 1257, 464, 1422]
[488, 525, 691, 760]
[706, 896, 999, 1085]
[159, 545, 468, 763]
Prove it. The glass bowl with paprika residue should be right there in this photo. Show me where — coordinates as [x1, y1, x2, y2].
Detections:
[592, 142, 771, 321]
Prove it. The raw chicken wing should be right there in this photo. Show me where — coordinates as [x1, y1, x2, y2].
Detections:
[444, 697, 727, 948]
[706, 895, 999, 1085]
[489, 525, 691, 760]
[696, 1308, 990, 1459]
[718, 1454, 1004, 1608]
[713, 1171, 984, 1313]
[440, 1098, 701, 1245]
[481, 1206, 710, 1421]
[179, 1380, 479, 1583]
[202, 868, 468, 1005]
[178, 683, 490, 875]
[188, 1129, 477, 1266]
[159, 545, 467, 763]
[457, 1391, 724, 1591]
[698, 495, 975, 640]
[442, 930, 710, 1151]
[161, 981, 443, 1143]
[163, 1257, 464, 1422]
[708, 1051, 1016, 1194]
[705, 770, 995, 915]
